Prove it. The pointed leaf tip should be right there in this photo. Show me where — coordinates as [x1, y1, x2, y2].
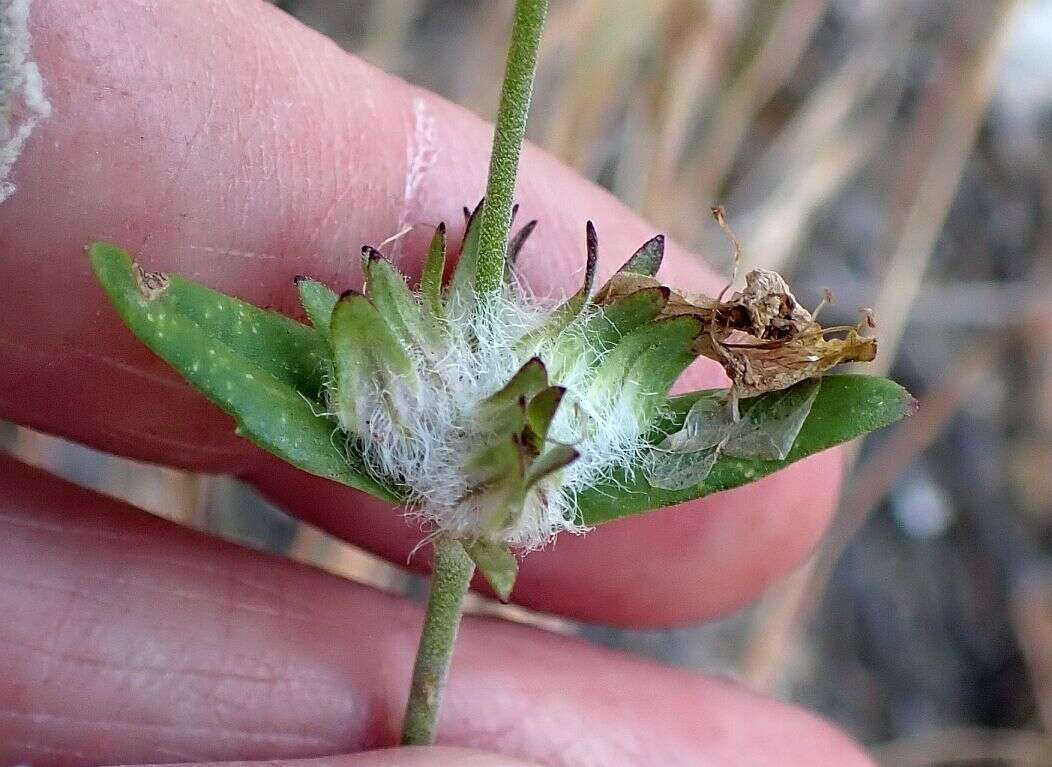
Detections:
[525, 445, 579, 487]
[619, 234, 665, 276]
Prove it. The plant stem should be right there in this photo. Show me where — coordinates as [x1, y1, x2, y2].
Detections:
[473, 0, 550, 298]
[400, 1, 546, 745]
[400, 537, 476, 745]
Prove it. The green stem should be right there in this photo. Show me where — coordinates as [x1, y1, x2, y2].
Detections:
[400, 537, 476, 745]
[473, 0, 550, 298]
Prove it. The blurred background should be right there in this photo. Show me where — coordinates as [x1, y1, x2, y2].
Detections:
[4, 1, 1051, 763]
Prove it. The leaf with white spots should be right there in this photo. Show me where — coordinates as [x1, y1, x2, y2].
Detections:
[89, 243, 398, 501]
[163, 270, 331, 396]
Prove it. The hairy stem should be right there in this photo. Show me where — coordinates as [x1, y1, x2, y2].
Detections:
[473, 0, 550, 298]
[401, 537, 476, 745]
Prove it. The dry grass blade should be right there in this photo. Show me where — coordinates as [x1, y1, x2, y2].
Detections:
[740, 337, 1001, 690]
[638, 2, 743, 218]
[544, 0, 667, 175]
[733, 112, 887, 273]
[686, 0, 832, 210]
[739, 3, 1022, 691]
[866, 0, 1021, 376]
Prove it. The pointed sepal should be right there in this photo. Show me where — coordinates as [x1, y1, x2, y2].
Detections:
[329, 290, 418, 433]
[363, 247, 441, 353]
[420, 223, 447, 318]
[464, 538, 518, 602]
[618, 233, 665, 276]
[294, 276, 339, 339]
[447, 198, 485, 311]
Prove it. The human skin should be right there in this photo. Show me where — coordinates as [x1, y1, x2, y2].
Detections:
[0, 1, 861, 765]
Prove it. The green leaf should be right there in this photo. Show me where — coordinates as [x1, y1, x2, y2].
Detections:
[588, 315, 703, 423]
[420, 223, 447, 319]
[477, 357, 549, 435]
[141, 260, 330, 396]
[463, 436, 528, 534]
[464, 539, 518, 602]
[465, 435, 523, 488]
[618, 233, 664, 276]
[295, 276, 339, 338]
[88, 243, 397, 502]
[574, 375, 914, 524]
[586, 285, 670, 353]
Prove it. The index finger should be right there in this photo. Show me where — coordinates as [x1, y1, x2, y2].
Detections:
[0, 0, 842, 626]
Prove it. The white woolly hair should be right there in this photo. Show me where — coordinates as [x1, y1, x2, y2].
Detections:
[331, 278, 656, 551]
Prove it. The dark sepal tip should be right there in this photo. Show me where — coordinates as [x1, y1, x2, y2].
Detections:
[586, 222, 599, 256]
[362, 245, 383, 262]
[466, 197, 485, 225]
[338, 288, 364, 301]
[293, 274, 307, 285]
[437, 221, 446, 234]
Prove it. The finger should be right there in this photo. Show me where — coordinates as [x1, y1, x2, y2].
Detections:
[157, 749, 541, 767]
[0, 455, 870, 767]
[0, 0, 842, 625]
[245, 451, 841, 626]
